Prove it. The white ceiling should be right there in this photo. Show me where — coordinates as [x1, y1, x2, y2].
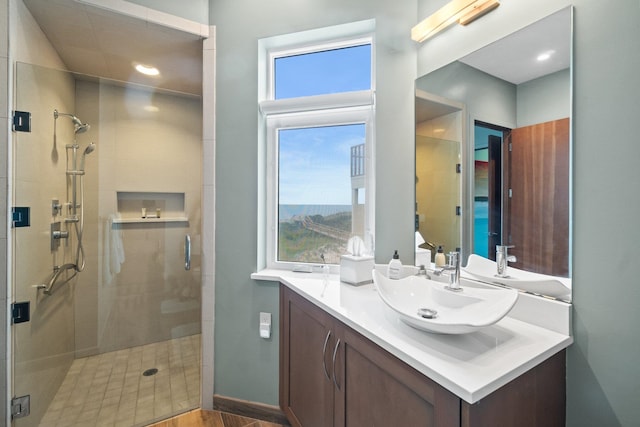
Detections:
[459, 7, 571, 85]
[417, 7, 571, 123]
[23, 1, 569, 102]
[23, 0, 204, 96]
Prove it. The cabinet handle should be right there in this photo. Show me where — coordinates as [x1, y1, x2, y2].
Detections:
[332, 338, 341, 390]
[322, 330, 332, 381]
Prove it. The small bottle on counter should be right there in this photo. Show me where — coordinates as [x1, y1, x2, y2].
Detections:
[435, 246, 446, 267]
[387, 250, 402, 280]
[156, 208, 161, 218]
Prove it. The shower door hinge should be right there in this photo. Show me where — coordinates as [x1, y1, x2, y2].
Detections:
[456, 163, 461, 173]
[12, 111, 31, 132]
[11, 395, 30, 419]
[455, 206, 461, 216]
[11, 302, 30, 324]
[12, 207, 31, 228]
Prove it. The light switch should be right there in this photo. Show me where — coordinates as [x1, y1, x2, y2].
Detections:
[259, 312, 271, 339]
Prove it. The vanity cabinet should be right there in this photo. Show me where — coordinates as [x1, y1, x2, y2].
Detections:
[281, 285, 459, 427]
[280, 285, 566, 427]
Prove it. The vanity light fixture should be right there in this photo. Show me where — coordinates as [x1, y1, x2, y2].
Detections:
[411, 0, 500, 43]
[134, 63, 160, 76]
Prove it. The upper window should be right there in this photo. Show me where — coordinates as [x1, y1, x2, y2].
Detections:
[259, 23, 375, 271]
[274, 44, 371, 99]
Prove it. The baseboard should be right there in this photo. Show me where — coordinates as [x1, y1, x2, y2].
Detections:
[213, 394, 290, 426]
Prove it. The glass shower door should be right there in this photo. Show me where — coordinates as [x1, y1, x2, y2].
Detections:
[12, 62, 202, 427]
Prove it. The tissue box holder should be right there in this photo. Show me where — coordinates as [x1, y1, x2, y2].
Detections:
[340, 255, 374, 286]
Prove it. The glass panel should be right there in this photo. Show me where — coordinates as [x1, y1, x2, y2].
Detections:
[13, 62, 202, 427]
[415, 135, 461, 257]
[274, 44, 371, 99]
[277, 124, 366, 264]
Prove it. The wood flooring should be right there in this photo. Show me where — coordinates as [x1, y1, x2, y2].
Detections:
[147, 409, 286, 427]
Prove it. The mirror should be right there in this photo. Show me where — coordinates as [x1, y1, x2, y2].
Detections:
[415, 8, 573, 291]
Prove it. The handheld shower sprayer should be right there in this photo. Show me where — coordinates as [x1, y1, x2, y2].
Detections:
[79, 143, 96, 171]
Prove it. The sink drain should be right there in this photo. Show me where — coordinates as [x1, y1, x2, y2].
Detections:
[417, 308, 438, 319]
[142, 368, 158, 377]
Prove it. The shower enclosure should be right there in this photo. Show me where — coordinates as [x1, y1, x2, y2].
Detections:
[11, 62, 202, 426]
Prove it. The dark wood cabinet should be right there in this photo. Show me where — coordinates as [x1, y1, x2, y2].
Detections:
[281, 286, 458, 427]
[281, 287, 334, 427]
[335, 325, 460, 427]
[280, 285, 565, 427]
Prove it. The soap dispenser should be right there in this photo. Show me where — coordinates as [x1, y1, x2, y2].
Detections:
[387, 250, 402, 280]
[434, 246, 446, 267]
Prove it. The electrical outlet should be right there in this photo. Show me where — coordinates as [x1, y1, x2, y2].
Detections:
[259, 312, 271, 339]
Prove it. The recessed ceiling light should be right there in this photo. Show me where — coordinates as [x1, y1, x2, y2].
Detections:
[134, 63, 160, 76]
[144, 105, 160, 113]
[537, 50, 555, 62]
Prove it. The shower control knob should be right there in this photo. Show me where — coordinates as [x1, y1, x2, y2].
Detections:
[52, 230, 69, 239]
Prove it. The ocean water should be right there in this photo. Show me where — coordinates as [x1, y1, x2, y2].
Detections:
[279, 204, 351, 221]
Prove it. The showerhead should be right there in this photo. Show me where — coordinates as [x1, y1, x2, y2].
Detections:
[75, 123, 90, 134]
[54, 109, 90, 134]
[79, 143, 96, 171]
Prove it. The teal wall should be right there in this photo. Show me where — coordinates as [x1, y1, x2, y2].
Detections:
[210, 0, 417, 405]
[210, 0, 640, 425]
[417, 1, 640, 426]
[125, 0, 208, 24]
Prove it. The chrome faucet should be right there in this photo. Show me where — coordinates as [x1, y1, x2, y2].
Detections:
[496, 245, 517, 278]
[433, 251, 462, 292]
[416, 264, 429, 278]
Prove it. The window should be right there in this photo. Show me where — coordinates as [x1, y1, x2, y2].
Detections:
[259, 22, 375, 271]
[274, 44, 371, 99]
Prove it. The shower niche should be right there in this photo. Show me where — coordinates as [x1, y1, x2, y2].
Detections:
[115, 191, 188, 223]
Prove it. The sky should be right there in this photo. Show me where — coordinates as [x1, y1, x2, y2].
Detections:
[275, 44, 371, 206]
[278, 124, 365, 205]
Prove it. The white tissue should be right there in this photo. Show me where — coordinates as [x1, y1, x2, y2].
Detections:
[341, 235, 374, 285]
[347, 236, 366, 256]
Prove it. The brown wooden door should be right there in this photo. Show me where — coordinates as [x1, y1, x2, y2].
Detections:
[505, 118, 570, 277]
[334, 326, 460, 427]
[281, 287, 335, 427]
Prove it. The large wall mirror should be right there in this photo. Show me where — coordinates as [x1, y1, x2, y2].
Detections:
[415, 7, 573, 299]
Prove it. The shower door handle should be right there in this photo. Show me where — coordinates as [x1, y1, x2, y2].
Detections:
[184, 235, 191, 271]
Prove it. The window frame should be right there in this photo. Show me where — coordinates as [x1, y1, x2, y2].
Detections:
[258, 25, 376, 272]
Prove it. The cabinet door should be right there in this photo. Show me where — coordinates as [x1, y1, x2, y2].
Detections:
[462, 350, 566, 427]
[281, 286, 335, 427]
[335, 326, 461, 427]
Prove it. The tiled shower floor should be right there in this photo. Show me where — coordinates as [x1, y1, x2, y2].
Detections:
[39, 334, 201, 427]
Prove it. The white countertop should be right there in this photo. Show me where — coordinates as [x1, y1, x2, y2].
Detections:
[252, 269, 573, 404]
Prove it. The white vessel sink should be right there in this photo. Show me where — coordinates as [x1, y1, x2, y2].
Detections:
[463, 254, 571, 300]
[372, 269, 518, 334]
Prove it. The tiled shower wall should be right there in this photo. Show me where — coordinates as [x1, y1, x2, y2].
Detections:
[74, 80, 203, 357]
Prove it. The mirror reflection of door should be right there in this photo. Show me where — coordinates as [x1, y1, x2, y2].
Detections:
[474, 118, 569, 276]
[506, 118, 570, 277]
[473, 122, 508, 260]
